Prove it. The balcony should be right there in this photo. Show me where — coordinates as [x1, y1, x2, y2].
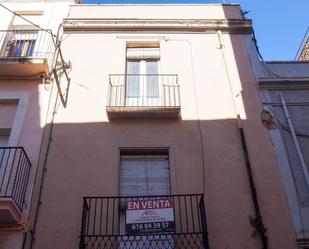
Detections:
[80, 194, 209, 249]
[106, 74, 181, 119]
[0, 147, 31, 230]
[0, 30, 55, 78]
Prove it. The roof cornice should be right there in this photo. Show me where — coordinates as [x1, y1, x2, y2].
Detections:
[258, 77, 309, 90]
[63, 18, 252, 33]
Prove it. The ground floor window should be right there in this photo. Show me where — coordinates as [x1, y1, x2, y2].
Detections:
[119, 151, 170, 197]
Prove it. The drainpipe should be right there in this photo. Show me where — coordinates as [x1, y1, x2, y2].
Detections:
[238, 118, 269, 249]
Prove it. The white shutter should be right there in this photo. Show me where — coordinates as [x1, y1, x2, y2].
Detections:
[120, 155, 170, 196]
[120, 158, 147, 196]
[146, 157, 170, 195]
[12, 13, 42, 29]
[126, 48, 160, 60]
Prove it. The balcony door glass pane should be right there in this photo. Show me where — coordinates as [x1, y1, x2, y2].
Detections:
[127, 61, 140, 98]
[146, 61, 159, 98]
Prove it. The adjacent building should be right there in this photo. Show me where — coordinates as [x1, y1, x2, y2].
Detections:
[298, 30, 309, 61]
[0, 0, 76, 248]
[248, 42, 309, 247]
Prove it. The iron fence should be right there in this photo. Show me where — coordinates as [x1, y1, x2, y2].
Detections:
[108, 74, 180, 108]
[80, 194, 209, 249]
[0, 29, 55, 67]
[0, 147, 31, 211]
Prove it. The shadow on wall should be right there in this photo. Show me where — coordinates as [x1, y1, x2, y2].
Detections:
[24, 116, 267, 249]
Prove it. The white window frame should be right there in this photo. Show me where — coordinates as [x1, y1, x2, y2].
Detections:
[125, 47, 161, 107]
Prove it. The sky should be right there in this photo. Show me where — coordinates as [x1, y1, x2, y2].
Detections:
[82, 0, 309, 61]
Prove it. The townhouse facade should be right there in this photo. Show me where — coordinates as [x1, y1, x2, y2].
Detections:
[0, 0, 76, 248]
[1, 2, 308, 249]
[20, 3, 298, 249]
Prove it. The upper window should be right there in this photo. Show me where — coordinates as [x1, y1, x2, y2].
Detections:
[126, 46, 160, 106]
[11, 11, 43, 30]
[2, 11, 42, 58]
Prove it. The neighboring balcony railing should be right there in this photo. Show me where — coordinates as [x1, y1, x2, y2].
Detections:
[80, 194, 209, 249]
[0, 147, 31, 211]
[106, 74, 181, 118]
[0, 30, 55, 76]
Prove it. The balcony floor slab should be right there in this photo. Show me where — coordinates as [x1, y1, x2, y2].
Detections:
[0, 57, 49, 78]
[106, 106, 181, 119]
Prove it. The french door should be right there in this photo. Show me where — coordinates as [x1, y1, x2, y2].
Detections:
[126, 60, 160, 107]
[119, 154, 174, 249]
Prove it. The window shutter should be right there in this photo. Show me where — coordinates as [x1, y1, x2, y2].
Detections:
[146, 157, 170, 195]
[120, 158, 147, 196]
[126, 48, 160, 60]
[11, 13, 43, 30]
[120, 155, 170, 197]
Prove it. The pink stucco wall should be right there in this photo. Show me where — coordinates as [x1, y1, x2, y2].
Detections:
[0, 103, 17, 129]
[0, 80, 48, 249]
[26, 4, 297, 249]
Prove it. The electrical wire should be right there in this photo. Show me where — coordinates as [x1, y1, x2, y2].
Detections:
[0, 3, 56, 37]
[166, 38, 207, 196]
[251, 27, 281, 78]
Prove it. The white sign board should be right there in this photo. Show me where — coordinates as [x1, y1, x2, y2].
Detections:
[126, 198, 175, 234]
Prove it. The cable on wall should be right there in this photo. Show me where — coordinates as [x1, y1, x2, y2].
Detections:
[217, 30, 269, 249]
[164, 38, 207, 197]
[250, 27, 281, 78]
[164, 38, 209, 248]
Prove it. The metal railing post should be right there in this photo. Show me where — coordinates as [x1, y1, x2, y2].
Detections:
[199, 195, 210, 249]
[107, 74, 180, 108]
[80, 197, 88, 249]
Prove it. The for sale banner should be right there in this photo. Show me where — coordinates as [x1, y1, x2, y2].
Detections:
[125, 198, 175, 234]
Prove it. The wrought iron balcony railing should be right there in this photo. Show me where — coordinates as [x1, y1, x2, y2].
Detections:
[80, 194, 209, 249]
[0, 147, 31, 211]
[0, 29, 55, 67]
[107, 74, 180, 108]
